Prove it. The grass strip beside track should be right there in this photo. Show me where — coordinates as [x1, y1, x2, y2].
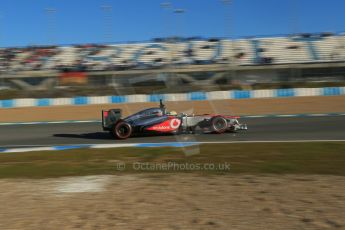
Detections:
[0, 142, 344, 178]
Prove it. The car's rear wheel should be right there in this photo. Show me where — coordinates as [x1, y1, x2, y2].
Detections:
[211, 116, 227, 134]
[112, 121, 132, 139]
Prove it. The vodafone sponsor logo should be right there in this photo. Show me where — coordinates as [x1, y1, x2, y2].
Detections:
[147, 118, 181, 132]
[151, 125, 171, 130]
[170, 118, 181, 129]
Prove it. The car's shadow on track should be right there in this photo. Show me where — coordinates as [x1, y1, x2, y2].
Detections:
[53, 132, 194, 141]
[54, 133, 113, 140]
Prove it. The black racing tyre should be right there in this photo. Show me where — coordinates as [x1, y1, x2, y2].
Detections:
[211, 116, 227, 134]
[112, 121, 132, 139]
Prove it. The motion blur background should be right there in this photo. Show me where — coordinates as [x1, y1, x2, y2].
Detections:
[0, 0, 344, 99]
[1, 2, 345, 229]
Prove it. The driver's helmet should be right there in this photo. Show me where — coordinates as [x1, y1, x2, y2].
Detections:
[168, 110, 177, 116]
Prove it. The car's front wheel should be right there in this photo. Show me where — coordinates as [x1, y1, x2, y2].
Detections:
[112, 121, 132, 139]
[211, 116, 228, 134]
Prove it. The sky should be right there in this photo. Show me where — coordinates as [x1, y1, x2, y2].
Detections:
[0, 0, 344, 47]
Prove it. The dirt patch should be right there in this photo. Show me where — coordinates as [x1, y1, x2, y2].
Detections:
[0, 174, 344, 229]
[0, 95, 345, 122]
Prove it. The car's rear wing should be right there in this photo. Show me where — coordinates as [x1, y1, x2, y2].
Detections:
[102, 109, 122, 131]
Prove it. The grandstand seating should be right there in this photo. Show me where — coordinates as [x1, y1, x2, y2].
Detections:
[0, 33, 344, 72]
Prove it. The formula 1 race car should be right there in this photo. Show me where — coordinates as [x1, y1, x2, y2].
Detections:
[102, 100, 247, 139]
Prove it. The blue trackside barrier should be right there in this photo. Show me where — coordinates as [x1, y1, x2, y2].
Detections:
[36, 98, 51, 107]
[149, 94, 165, 102]
[0, 87, 344, 108]
[73, 96, 88, 105]
[233, 90, 251, 99]
[1, 99, 14, 108]
[110, 95, 126, 103]
[190, 92, 207, 101]
[323, 87, 341, 96]
[276, 88, 295, 97]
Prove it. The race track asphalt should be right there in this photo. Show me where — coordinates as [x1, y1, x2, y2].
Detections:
[0, 116, 344, 148]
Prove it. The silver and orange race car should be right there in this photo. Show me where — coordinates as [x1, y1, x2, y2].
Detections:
[102, 100, 247, 139]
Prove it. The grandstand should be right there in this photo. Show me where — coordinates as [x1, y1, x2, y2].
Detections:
[0, 33, 344, 94]
[0, 33, 344, 73]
